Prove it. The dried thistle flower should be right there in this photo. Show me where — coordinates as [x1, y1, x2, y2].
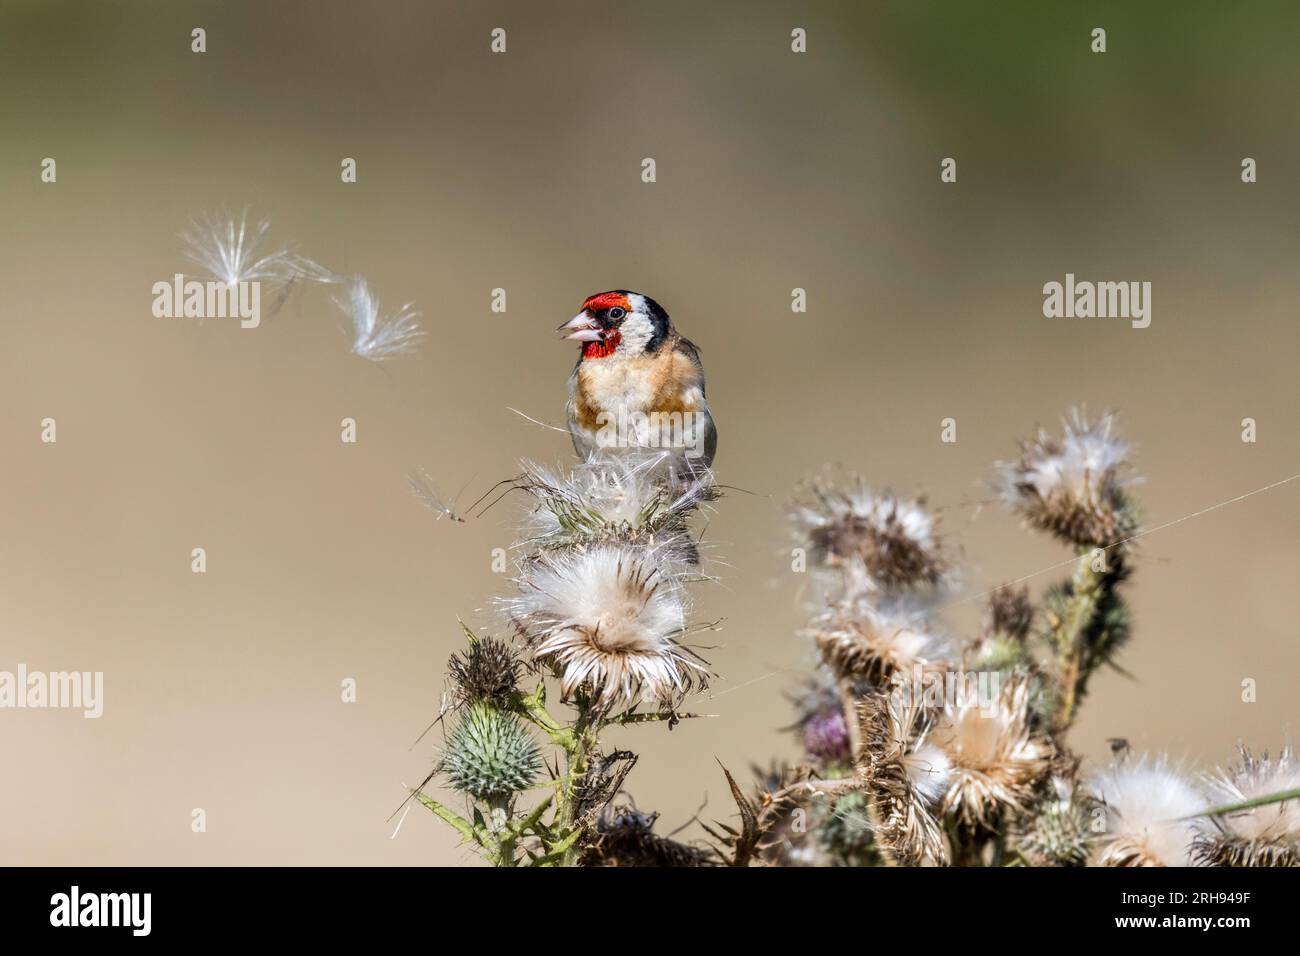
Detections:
[1193, 746, 1300, 867]
[505, 544, 708, 707]
[1088, 756, 1204, 866]
[968, 589, 1036, 673]
[447, 634, 522, 707]
[791, 478, 949, 595]
[335, 275, 426, 362]
[747, 764, 830, 867]
[930, 677, 1053, 828]
[985, 585, 1034, 641]
[858, 684, 952, 865]
[815, 791, 879, 866]
[580, 806, 716, 867]
[995, 409, 1139, 547]
[442, 702, 541, 802]
[807, 596, 950, 684]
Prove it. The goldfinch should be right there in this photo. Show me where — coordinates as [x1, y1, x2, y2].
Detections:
[559, 290, 716, 473]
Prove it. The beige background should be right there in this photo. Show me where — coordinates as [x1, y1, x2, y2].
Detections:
[1, 2, 1296, 864]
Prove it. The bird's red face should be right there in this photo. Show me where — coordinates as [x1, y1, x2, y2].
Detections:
[558, 291, 669, 360]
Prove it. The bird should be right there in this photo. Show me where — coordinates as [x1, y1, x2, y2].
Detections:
[559, 290, 716, 474]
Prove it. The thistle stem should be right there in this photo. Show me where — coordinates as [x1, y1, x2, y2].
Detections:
[837, 676, 863, 762]
[1054, 550, 1109, 730]
[553, 700, 600, 867]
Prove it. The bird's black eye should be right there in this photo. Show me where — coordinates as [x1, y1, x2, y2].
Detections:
[608, 307, 626, 320]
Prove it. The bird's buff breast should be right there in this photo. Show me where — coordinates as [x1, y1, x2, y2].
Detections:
[572, 353, 701, 432]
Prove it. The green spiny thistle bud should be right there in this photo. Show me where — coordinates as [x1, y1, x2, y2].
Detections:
[1027, 673, 1060, 727]
[816, 791, 878, 866]
[1017, 795, 1091, 866]
[973, 634, 1030, 672]
[443, 702, 540, 801]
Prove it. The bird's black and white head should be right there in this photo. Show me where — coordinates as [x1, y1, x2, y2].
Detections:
[558, 291, 672, 360]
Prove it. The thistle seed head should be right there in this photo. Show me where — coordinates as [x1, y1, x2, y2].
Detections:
[517, 452, 715, 567]
[994, 409, 1140, 548]
[807, 596, 951, 684]
[504, 544, 708, 707]
[858, 684, 952, 865]
[791, 477, 950, 597]
[1193, 745, 1300, 867]
[931, 677, 1054, 828]
[1087, 755, 1204, 866]
[984, 585, 1035, 641]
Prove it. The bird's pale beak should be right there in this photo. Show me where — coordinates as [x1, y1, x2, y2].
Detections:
[559, 311, 604, 342]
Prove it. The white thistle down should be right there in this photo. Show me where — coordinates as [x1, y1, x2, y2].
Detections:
[791, 478, 950, 598]
[407, 469, 465, 523]
[504, 544, 708, 707]
[1087, 756, 1205, 866]
[335, 275, 426, 362]
[930, 677, 1053, 827]
[1020, 410, 1133, 500]
[517, 452, 714, 563]
[181, 209, 335, 288]
[807, 595, 952, 683]
[994, 408, 1140, 546]
[1194, 745, 1300, 866]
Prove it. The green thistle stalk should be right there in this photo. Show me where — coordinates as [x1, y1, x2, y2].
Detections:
[1048, 546, 1130, 731]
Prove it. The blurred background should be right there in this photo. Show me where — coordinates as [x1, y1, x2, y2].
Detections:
[1, 1, 1296, 864]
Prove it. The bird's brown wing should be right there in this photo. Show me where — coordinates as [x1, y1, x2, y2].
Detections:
[671, 335, 706, 397]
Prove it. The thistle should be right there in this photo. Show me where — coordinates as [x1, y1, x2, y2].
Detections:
[1193, 746, 1300, 867]
[816, 791, 879, 866]
[412, 408, 1297, 870]
[517, 452, 714, 566]
[791, 478, 950, 597]
[1014, 779, 1093, 867]
[931, 677, 1054, 829]
[807, 597, 951, 685]
[858, 684, 952, 865]
[416, 449, 720, 865]
[984, 585, 1035, 642]
[1087, 756, 1204, 866]
[993, 408, 1139, 548]
[447, 633, 522, 707]
[580, 806, 716, 867]
[442, 702, 541, 803]
[505, 544, 709, 707]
